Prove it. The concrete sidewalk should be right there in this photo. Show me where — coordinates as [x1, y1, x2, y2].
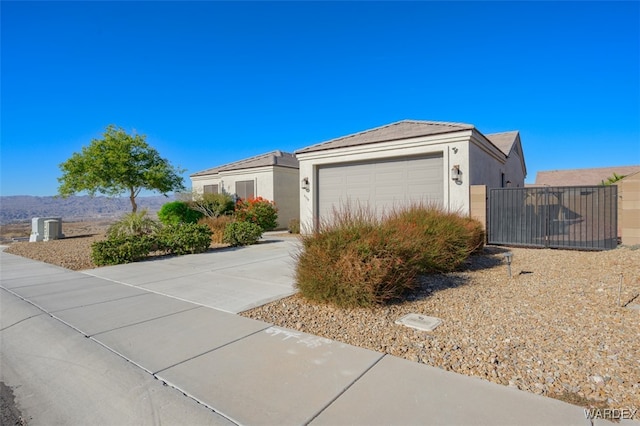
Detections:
[1, 242, 632, 425]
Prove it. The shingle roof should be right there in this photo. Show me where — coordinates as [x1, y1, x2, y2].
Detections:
[295, 120, 475, 154]
[191, 150, 298, 177]
[485, 131, 520, 156]
[534, 165, 640, 186]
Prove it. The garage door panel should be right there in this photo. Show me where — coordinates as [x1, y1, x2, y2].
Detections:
[318, 154, 443, 221]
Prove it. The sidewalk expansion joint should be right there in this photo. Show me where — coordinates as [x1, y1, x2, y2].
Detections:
[152, 324, 273, 375]
[304, 353, 387, 425]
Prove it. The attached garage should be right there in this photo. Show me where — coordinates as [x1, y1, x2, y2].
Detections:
[317, 154, 444, 220]
[296, 120, 527, 231]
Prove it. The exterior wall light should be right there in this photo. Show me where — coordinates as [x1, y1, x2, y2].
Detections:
[301, 177, 310, 192]
[451, 165, 462, 183]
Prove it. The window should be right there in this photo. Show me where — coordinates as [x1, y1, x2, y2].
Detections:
[235, 180, 255, 200]
[203, 184, 218, 194]
[501, 173, 506, 188]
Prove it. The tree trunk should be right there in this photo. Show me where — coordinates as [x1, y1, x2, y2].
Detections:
[129, 189, 138, 213]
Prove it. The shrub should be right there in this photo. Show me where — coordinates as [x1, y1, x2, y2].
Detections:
[384, 205, 483, 274]
[199, 215, 234, 244]
[157, 223, 212, 255]
[295, 206, 419, 308]
[91, 235, 155, 266]
[107, 210, 161, 239]
[288, 218, 300, 234]
[158, 201, 203, 225]
[234, 197, 278, 231]
[190, 193, 235, 218]
[294, 204, 484, 308]
[223, 221, 263, 246]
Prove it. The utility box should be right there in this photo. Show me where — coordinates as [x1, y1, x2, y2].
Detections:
[44, 220, 60, 241]
[30, 217, 64, 242]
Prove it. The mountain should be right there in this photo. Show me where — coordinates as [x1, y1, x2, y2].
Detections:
[0, 195, 176, 224]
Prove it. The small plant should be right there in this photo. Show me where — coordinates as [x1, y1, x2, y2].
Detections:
[190, 192, 235, 218]
[158, 201, 203, 225]
[157, 223, 212, 255]
[107, 210, 161, 239]
[288, 218, 300, 234]
[223, 221, 263, 246]
[91, 235, 155, 266]
[234, 197, 278, 231]
[199, 215, 234, 244]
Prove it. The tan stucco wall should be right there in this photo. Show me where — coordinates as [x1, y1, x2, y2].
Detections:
[618, 174, 640, 246]
[469, 185, 487, 232]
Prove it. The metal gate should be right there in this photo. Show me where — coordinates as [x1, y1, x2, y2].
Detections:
[488, 186, 618, 250]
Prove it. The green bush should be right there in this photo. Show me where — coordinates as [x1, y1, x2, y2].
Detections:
[295, 204, 483, 308]
[234, 197, 278, 231]
[157, 223, 212, 255]
[223, 221, 263, 246]
[158, 201, 204, 225]
[288, 218, 300, 234]
[107, 210, 161, 238]
[91, 235, 155, 266]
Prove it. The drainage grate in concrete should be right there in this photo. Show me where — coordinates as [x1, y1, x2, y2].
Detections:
[395, 313, 442, 332]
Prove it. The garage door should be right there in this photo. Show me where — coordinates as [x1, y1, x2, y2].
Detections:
[317, 154, 444, 221]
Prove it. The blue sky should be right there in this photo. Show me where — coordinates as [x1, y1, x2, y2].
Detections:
[1, 1, 639, 196]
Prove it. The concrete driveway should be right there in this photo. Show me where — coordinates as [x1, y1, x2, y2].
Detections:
[83, 234, 299, 313]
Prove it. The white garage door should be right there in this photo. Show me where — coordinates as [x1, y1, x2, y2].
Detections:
[317, 154, 444, 221]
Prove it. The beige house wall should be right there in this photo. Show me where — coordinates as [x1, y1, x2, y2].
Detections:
[469, 185, 487, 230]
[618, 173, 640, 246]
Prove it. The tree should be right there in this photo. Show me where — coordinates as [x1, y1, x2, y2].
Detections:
[58, 125, 185, 212]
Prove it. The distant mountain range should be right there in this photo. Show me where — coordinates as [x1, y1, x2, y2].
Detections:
[0, 195, 176, 224]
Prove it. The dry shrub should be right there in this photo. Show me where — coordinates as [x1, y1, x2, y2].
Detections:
[295, 205, 418, 308]
[384, 205, 484, 273]
[295, 203, 484, 308]
[199, 215, 233, 244]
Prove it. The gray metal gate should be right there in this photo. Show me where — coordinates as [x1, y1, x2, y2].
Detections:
[488, 186, 618, 250]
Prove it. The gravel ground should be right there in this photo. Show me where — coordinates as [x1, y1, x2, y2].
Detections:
[3, 231, 639, 416]
[242, 245, 640, 416]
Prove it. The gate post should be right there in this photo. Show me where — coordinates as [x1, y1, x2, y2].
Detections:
[470, 185, 487, 242]
[619, 174, 640, 246]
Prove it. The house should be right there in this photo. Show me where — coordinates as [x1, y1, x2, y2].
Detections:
[295, 120, 526, 228]
[190, 150, 299, 230]
[534, 165, 640, 186]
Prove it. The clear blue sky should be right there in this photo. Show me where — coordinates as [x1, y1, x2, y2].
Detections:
[1, 1, 639, 196]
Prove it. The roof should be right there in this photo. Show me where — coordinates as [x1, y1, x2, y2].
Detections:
[191, 150, 298, 177]
[485, 131, 520, 156]
[295, 120, 476, 154]
[534, 165, 640, 186]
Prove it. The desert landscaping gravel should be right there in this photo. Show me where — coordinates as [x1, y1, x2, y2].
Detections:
[3, 229, 639, 416]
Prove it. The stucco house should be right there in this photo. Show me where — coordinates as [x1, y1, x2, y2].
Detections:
[190, 150, 299, 230]
[295, 120, 526, 228]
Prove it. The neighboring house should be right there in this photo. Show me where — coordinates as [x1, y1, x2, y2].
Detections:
[534, 165, 640, 186]
[295, 119, 526, 228]
[190, 150, 299, 230]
